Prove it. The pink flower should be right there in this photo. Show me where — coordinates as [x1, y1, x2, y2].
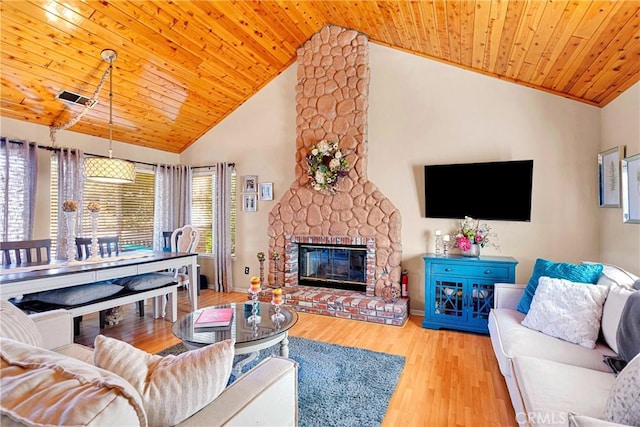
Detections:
[475, 234, 483, 244]
[456, 236, 471, 251]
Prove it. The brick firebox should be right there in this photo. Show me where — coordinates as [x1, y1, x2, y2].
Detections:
[284, 235, 376, 296]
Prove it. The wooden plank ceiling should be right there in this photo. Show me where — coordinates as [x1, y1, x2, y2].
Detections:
[1, 1, 639, 154]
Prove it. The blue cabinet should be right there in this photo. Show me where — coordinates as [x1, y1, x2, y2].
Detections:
[422, 254, 518, 334]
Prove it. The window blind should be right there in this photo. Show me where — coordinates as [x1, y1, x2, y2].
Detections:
[50, 158, 155, 255]
[191, 169, 236, 255]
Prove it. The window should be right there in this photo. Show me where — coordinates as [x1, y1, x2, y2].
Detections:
[0, 139, 38, 241]
[50, 158, 155, 256]
[191, 169, 236, 255]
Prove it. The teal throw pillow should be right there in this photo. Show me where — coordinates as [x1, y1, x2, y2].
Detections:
[516, 258, 603, 314]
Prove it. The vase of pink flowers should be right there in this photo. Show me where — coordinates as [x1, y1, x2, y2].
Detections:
[454, 216, 494, 257]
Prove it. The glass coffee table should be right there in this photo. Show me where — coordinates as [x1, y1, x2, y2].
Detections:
[172, 302, 298, 375]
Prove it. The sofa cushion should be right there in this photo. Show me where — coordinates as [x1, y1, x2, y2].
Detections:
[601, 284, 635, 354]
[22, 282, 124, 306]
[0, 337, 146, 427]
[488, 308, 616, 376]
[522, 277, 609, 348]
[94, 334, 234, 427]
[589, 262, 640, 289]
[517, 259, 603, 314]
[603, 353, 640, 425]
[114, 272, 176, 291]
[0, 299, 41, 347]
[513, 355, 616, 426]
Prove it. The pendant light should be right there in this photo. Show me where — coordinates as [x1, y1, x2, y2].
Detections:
[84, 49, 136, 184]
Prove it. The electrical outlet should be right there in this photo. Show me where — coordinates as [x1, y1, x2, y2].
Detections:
[244, 267, 250, 274]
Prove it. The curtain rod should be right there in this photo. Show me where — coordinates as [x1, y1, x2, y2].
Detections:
[2, 138, 235, 168]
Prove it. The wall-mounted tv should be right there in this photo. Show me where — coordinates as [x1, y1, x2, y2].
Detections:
[424, 160, 533, 222]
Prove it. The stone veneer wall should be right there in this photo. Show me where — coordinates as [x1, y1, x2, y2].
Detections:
[267, 25, 402, 298]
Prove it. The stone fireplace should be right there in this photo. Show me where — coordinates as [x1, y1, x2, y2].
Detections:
[266, 25, 407, 325]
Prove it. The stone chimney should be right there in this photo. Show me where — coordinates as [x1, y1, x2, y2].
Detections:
[268, 25, 402, 298]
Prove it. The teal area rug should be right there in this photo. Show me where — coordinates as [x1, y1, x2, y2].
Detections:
[158, 336, 405, 427]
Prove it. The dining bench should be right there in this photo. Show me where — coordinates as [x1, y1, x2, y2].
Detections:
[14, 278, 180, 335]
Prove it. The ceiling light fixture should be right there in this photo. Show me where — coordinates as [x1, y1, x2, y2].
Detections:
[83, 49, 136, 184]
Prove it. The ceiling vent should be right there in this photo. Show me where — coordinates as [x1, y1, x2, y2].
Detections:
[55, 90, 97, 108]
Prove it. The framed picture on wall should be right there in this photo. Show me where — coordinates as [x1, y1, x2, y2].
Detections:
[258, 182, 273, 200]
[242, 175, 257, 193]
[598, 146, 625, 207]
[622, 153, 640, 223]
[242, 194, 257, 212]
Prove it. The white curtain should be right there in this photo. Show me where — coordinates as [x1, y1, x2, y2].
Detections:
[153, 164, 192, 251]
[0, 138, 38, 241]
[57, 148, 84, 259]
[213, 163, 234, 292]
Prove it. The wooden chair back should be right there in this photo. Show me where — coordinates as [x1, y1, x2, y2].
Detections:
[75, 236, 120, 259]
[0, 239, 52, 265]
[162, 231, 173, 252]
[171, 225, 199, 253]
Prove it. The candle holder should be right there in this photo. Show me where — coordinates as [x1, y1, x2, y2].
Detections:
[64, 211, 79, 264]
[443, 237, 450, 257]
[434, 230, 442, 256]
[247, 282, 262, 324]
[271, 298, 285, 323]
[89, 211, 101, 261]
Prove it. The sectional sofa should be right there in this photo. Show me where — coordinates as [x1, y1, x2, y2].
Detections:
[0, 300, 298, 426]
[488, 260, 640, 427]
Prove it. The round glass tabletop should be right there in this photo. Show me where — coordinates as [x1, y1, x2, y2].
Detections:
[172, 302, 298, 347]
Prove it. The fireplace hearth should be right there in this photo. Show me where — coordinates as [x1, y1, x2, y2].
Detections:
[298, 243, 367, 292]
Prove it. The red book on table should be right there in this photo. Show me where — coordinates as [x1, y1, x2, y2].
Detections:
[194, 307, 234, 328]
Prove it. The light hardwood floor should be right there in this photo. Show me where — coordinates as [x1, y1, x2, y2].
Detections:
[75, 288, 517, 427]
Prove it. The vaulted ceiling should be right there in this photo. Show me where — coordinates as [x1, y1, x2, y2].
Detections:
[1, 1, 639, 154]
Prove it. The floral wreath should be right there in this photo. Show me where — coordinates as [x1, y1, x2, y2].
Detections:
[306, 139, 349, 192]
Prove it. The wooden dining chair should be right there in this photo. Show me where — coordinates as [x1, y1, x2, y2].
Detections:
[162, 231, 173, 252]
[0, 239, 52, 265]
[160, 225, 200, 314]
[75, 237, 120, 259]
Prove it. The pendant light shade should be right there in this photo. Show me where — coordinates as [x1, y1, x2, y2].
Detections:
[84, 157, 136, 183]
[84, 49, 136, 184]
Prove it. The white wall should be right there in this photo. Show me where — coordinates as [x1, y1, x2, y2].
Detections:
[180, 67, 298, 290]
[600, 82, 640, 273]
[368, 44, 604, 312]
[1, 117, 177, 239]
[182, 43, 610, 313]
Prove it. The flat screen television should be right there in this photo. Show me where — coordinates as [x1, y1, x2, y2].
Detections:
[424, 160, 533, 222]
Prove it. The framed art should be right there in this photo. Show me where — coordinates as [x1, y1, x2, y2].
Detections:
[242, 175, 257, 193]
[622, 153, 640, 223]
[242, 194, 257, 212]
[598, 146, 624, 207]
[258, 182, 273, 200]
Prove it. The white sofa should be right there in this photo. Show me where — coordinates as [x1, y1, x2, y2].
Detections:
[488, 263, 639, 427]
[0, 300, 298, 426]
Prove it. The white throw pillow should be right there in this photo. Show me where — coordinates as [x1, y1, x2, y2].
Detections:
[521, 277, 609, 349]
[585, 261, 640, 288]
[604, 353, 640, 425]
[94, 334, 234, 427]
[0, 337, 146, 427]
